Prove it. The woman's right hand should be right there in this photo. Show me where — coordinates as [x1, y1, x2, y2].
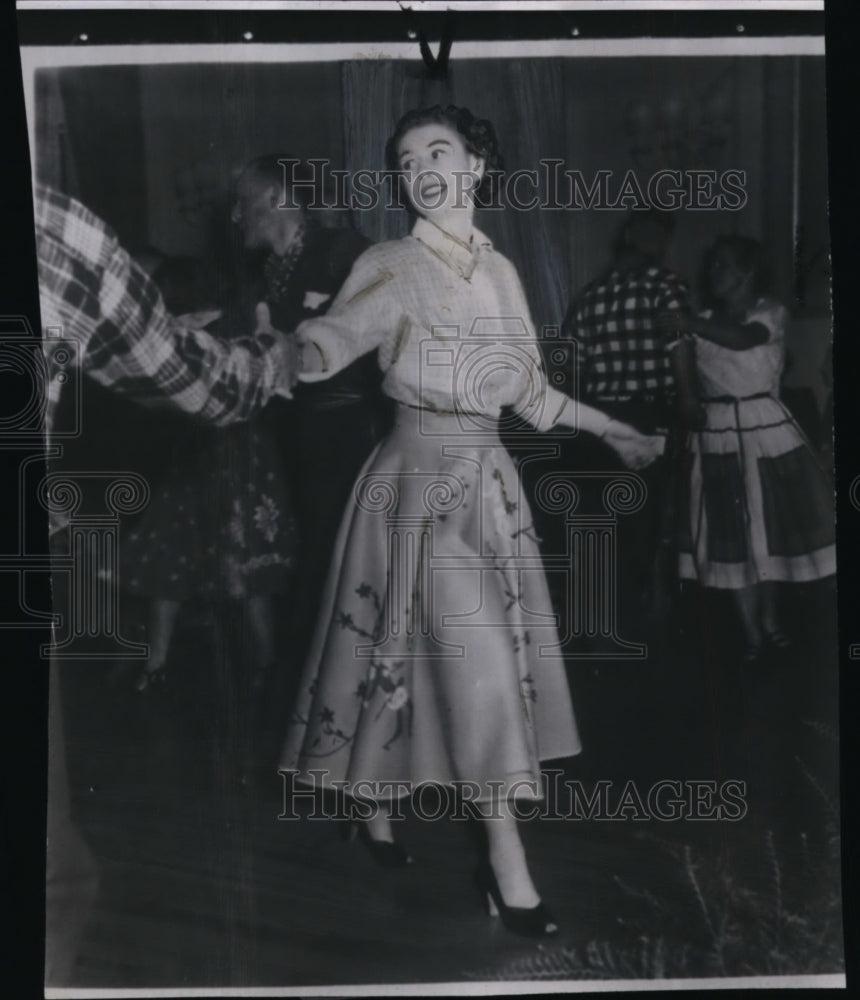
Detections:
[657, 307, 696, 342]
[602, 420, 665, 469]
[255, 302, 300, 399]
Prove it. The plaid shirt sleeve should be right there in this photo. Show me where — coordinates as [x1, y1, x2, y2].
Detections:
[35, 185, 287, 433]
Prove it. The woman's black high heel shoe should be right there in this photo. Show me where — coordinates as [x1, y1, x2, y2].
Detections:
[344, 821, 414, 868]
[474, 861, 559, 939]
[134, 662, 168, 693]
[764, 629, 792, 652]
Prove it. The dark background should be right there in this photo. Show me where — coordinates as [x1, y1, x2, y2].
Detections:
[1, 3, 856, 996]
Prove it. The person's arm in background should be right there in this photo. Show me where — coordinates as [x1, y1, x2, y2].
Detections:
[656, 275, 706, 431]
[35, 185, 297, 431]
[669, 337, 705, 430]
[689, 313, 769, 350]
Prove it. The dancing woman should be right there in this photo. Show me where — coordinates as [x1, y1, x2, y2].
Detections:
[671, 235, 836, 663]
[281, 106, 663, 937]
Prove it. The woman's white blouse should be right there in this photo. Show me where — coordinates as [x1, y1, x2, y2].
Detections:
[295, 218, 568, 432]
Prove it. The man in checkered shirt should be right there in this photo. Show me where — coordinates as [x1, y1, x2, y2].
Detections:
[565, 210, 698, 427]
[35, 183, 297, 444]
[563, 211, 700, 641]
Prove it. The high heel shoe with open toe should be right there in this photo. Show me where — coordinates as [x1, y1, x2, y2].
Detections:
[474, 861, 559, 939]
[344, 821, 414, 868]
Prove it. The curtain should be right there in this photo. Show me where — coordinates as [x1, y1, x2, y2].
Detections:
[450, 59, 569, 335]
[34, 70, 80, 196]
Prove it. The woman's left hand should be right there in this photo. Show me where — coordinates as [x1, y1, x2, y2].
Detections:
[603, 421, 666, 469]
[176, 308, 223, 330]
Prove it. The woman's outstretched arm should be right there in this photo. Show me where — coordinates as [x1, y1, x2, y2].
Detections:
[662, 308, 769, 352]
[293, 247, 398, 382]
[547, 396, 665, 470]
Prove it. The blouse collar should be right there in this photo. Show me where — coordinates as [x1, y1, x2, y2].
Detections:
[411, 216, 493, 281]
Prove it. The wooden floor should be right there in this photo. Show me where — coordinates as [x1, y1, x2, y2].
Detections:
[51, 581, 842, 989]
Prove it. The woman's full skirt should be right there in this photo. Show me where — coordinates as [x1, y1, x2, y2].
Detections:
[281, 406, 580, 802]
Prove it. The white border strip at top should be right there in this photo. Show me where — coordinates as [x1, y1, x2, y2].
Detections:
[15, 1, 826, 11]
[18, 38, 824, 66]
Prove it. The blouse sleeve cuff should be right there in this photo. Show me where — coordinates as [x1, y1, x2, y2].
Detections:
[297, 339, 333, 383]
[528, 386, 569, 433]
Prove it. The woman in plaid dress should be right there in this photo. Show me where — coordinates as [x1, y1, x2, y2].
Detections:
[674, 236, 835, 663]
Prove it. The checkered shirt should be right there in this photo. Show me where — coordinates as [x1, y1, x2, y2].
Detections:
[34, 184, 287, 437]
[565, 265, 690, 401]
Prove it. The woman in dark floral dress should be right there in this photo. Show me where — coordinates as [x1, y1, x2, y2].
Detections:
[121, 255, 297, 691]
[124, 162, 379, 696]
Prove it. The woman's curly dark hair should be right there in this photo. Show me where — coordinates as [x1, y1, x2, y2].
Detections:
[384, 105, 505, 206]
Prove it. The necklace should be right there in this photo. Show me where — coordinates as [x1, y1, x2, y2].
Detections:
[263, 224, 306, 303]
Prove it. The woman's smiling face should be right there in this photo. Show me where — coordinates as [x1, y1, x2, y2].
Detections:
[396, 122, 485, 223]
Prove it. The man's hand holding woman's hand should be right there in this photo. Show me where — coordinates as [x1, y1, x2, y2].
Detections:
[602, 419, 666, 470]
[255, 302, 301, 399]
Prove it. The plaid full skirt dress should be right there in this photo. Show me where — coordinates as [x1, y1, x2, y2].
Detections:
[678, 299, 835, 588]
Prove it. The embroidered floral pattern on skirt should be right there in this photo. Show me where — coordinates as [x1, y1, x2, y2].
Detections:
[282, 407, 580, 801]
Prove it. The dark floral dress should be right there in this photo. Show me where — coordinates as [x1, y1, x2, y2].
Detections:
[121, 225, 375, 602]
[121, 308, 296, 601]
